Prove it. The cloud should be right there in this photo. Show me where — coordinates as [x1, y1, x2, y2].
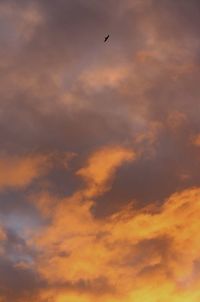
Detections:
[80, 65, 130, 91]
[0, 154, 50, 191]
[77, 146, 135, 197]
[1, 0, 200, 301]
[192, 134, 200, 147]
[26, 186, 200, 302]
[0, 228, 6, 241]
[0, 1, 43, 45]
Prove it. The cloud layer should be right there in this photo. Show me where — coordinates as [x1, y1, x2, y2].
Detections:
[1, 0, 200, 301]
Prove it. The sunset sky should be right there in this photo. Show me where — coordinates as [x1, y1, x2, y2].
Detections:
[1, 0, 200, 301]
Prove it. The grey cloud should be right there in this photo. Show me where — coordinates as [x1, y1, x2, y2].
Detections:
[1, 1, 200, 299]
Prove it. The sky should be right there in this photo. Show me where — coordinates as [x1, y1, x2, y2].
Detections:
[1, 0, 200, 301]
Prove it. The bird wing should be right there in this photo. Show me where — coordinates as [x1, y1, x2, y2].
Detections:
[104, 35, 109, 42]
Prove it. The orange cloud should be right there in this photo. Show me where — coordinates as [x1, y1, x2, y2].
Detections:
[30, 186, 200, 302]
[0, 228, 5, 240]
[1, 0, 200, 301]
[27, 145, 200, 301]
[0, 154, 50, 190]
[76, 146, 135, 197]
[0, 227, 6, 256]
[192, 134, 200, 147]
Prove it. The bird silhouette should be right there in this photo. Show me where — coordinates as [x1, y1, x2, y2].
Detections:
[104, 34, 110, 42]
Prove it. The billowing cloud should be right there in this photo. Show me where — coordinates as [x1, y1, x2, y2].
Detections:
[29, 186, 200, 302]
[1, 0, 200, 301]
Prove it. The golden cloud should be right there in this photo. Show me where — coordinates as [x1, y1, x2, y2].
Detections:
[28, 146, 200, 301]
[76, 146, 135, 198]
[0, 154, 50, 190]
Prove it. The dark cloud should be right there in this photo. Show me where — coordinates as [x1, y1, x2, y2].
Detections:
[0, 257, 44, 302]
[1, 0, 200, 300]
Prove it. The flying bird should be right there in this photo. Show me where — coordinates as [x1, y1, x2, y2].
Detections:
[104, 34, 110, 42]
